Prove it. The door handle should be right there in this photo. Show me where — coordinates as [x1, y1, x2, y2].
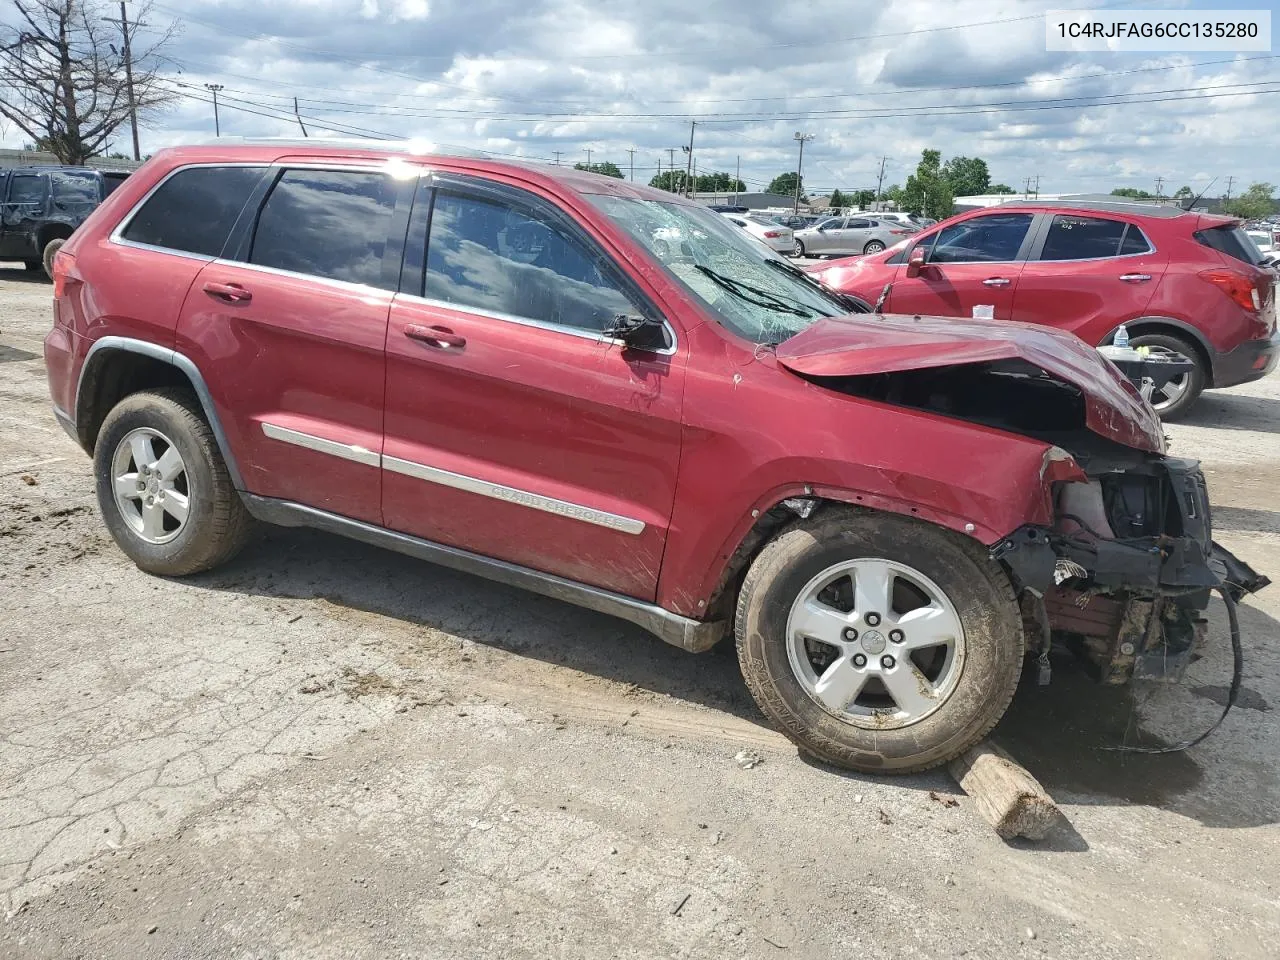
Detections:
[202, 280, 252, 303]
[1119, 273, 1152, 283]
[404, 323, 466, 350]
[982, 277, 1011, 287]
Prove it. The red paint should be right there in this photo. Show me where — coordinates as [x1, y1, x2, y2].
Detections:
[44, 145, 1212, 620]
[810, 202, 1278, 386]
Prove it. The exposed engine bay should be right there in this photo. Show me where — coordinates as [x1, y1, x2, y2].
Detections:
[806, 358, 1271, 689]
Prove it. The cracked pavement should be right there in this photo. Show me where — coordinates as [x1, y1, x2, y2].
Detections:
[2, 268, 1280, 958]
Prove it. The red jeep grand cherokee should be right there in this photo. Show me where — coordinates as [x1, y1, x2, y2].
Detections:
[45, 143, 1267, 773]
[810, 200, 1279, 419]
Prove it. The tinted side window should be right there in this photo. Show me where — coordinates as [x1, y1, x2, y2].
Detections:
[1119, 225, 1153, 255]
[51, 171, 100, 206]
[929, 213, 1033, 263]
[1195, 224, 1264, 266]
[1039, 215, 1128, 260]
[8, 174, 47, 205]
[122, 166, 263, 257]
[250, 169, 397, 288]
[848, 219, 870, 229]
[424, 190, 636, 332]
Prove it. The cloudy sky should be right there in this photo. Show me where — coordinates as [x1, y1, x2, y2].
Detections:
[6, 0, 1278, 195]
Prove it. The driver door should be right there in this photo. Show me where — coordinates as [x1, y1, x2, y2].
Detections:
[887, 212, 1036, 320]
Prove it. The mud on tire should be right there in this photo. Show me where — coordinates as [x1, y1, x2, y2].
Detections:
[94, 387, 253, 576]
[734, 507, 1024, 774]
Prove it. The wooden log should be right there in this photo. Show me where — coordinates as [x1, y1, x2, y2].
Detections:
[948, 741, 1060, 840]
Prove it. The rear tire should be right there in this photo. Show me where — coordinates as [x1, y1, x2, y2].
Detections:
[41, 237, 65, 279]
[94, 387, 253, 576]
[863, 240, 886, 254]
[735, 508, 1024, 774]
[1127, 331, 1205, 421]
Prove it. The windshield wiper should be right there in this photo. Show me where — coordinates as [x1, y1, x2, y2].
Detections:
[762, 258, 867, 314]
[693, 264, 814, 318]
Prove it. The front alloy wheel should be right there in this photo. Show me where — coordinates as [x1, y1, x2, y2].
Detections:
[735, 508, 1024, 773]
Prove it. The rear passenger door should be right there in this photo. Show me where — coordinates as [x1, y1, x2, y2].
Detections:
[1012, 214, 1166, 344]
[0, 172, 48, 259]
[175, 164, 413, 524]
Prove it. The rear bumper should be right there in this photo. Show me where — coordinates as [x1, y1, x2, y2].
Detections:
[1213, 328, 1279, 388]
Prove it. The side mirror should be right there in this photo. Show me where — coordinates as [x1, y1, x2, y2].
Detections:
[905, 245, 927, 278]
[604, 314, 670, 353]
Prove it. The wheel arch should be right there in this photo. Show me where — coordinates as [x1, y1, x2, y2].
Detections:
[74, 337, 244, 489]
[37, 220, 76, 251]
[1106, 316, 1216, 386]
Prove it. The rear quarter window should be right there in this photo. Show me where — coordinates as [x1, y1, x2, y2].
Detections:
[1195, 224, 1265, 266]
[121, 166, 265, 257]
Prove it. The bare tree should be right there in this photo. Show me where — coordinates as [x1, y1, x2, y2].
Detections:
[0, 1, 178, 165]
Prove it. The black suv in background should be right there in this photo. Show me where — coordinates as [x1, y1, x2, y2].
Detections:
[1, 166, 130, 277]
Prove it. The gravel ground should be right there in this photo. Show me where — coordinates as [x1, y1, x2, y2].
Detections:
[2, 265, 1279, 959]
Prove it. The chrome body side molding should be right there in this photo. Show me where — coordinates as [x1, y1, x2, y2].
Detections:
[240, 493, 723, 653]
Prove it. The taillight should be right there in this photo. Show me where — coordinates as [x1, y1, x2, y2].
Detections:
[1199, 268, 1259, 312]
[889, 229, 911, 235]
[51, 250, 74, 299]
[763, 231, 782, 238]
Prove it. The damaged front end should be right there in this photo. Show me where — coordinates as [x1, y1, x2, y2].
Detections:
[994, 454, 1269, 685]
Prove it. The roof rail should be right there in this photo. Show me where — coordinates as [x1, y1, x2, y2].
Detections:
[196, 136, 492, 159]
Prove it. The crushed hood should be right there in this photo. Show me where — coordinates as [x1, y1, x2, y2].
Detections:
[775, 313, 1165, 453]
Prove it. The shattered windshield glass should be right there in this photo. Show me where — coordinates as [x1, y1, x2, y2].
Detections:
[589, 195, 849, 345]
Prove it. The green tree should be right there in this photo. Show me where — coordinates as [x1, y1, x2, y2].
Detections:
[693, 171, 746, 192]
[1223, 182, 1276, 220]
[989, 183, 1016, 195]
[940, 156, 990, 197]
[1173, 185, 1193, 199]
[1111, 187, 1155, 200]
[851, 189, 876, 208]
[829, 188, 846, 209]
[574, 161, 624, 179]
[898, 150, 954, 219]
[649, 170, 696, 192]
[883, 184, 901, 202]
[766, 172, 803, 199]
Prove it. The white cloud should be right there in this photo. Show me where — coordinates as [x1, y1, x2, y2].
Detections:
[12, 0, 1272, 196]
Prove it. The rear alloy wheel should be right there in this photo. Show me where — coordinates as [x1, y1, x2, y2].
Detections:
[94, 387, 253, 576]
[41, 237, 65, 279]
[1127, 332, 1205, 421]
[735, 508, 1024, 774]
[793, 239, 806, 257]
[863, 240, 886, 255]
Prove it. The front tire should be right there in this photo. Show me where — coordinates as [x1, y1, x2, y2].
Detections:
[1127, 332, 1205, 421]
[94, 387, 252, 576]
[793, 239, 806, 257]
[735, 508, 1024, 774]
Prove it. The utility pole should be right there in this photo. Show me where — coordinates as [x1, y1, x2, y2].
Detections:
[104, 1, 141, 160]
[665, 148, 677, 191]
[792, 131, 814, 215]
[552, 150, 563, 165]
[1224, 175, 1235, 201]
[683, 121, 696, 198]
[205, 84, 224, 137]
[875, 155, 887, 207]
[1154, 176, 1165, 200]
[626, 148, 636, 182]
[585, 147, 592, 171]
[293, 97, 308, 137]
[734, 155, 740, 204]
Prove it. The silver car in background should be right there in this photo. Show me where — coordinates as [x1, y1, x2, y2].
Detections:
[722, 213, 795, 254]
[792, 216, 918, 257]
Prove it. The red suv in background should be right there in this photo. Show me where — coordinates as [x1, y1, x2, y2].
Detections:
[44, 144, 1266, 775]
[810, 200, 1278, 419]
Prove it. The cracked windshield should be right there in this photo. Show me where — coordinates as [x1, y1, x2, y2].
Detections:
[591, 196, 849, 344]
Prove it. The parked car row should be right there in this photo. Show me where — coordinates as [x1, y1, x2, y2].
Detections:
[0, 165, 129, 276]
[809, 198, 1278, 419]
[42, 142, 1269, 777]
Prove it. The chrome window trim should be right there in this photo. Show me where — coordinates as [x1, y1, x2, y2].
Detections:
[216, 257, 398, 296]
[397, 292, 677, 357]
[261, 423, 379, 467]
[382, 454, 646, 535]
